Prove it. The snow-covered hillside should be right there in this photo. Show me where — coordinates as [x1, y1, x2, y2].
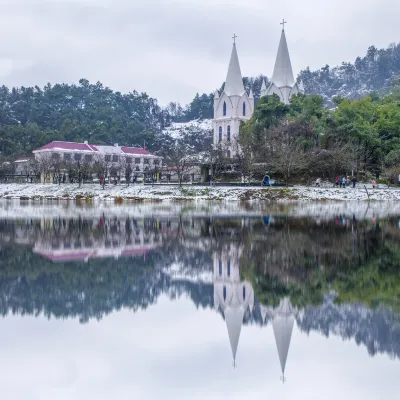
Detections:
[162, 118, 212, 140]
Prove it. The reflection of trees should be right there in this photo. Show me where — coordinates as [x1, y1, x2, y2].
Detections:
[298, 295, 400, 359]
[239, 218, 400, 310]
[0, 214, 399, 360]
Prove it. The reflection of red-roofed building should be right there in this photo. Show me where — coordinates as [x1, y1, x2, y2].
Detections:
[33, 223, 162, 262]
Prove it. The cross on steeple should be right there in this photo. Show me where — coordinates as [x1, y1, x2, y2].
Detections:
[232, 33, 238, 44]
[280, 19, 287, 31]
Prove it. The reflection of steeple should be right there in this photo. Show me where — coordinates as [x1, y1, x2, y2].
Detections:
[213, 245, 254, 365]
[267, 298, 296, 379]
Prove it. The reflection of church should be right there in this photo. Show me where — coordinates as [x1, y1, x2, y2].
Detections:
[213, 245, 254, 365]
[213, 247, 296, 379]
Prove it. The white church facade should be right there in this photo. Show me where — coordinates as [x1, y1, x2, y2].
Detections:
[213, 23, 304, 152]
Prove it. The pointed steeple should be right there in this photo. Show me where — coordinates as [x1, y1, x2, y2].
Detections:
[224, 43, 245, 96]
[260, 79, 267, 97]
[214, 89, 220, 99]
[270, 298, 295, 377]
[224, 307, 245, 363]
[249, 88, 254, 99]
[261, 79, 267, 92]
[271, 28, 295, 88]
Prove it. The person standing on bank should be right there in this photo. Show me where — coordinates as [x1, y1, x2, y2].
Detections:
[352, 176, 357, 188]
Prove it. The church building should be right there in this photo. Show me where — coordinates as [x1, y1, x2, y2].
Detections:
[212, 36, 254, 156]
[213, 245, 254, 366]
[261, 21, 304, 104]
[213, 22, 304, 151]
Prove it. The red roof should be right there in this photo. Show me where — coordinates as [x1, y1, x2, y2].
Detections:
[121, 146, 151, 155]
[33, 141, 97, 152]
[33, 141, 156, 156]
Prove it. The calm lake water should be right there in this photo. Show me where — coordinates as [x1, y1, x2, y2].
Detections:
[0, 200, 399, 400]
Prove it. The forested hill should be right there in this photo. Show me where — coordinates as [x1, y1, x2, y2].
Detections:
[299, 42, 400, 105]
[178, 41, 400, 120]
[0, 79, 170, 158]
[1, 41, 400, 158]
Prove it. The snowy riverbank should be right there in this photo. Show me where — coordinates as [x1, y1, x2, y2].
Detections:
[0, 183, 399, 202]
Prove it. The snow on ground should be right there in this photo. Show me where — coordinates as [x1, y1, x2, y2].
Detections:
[162, 119, 212, 139]
[0, 183, 400, 203]
[0, 187, 399, 221]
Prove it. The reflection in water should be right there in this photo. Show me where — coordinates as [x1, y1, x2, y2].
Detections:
[0, 205, 400, 382]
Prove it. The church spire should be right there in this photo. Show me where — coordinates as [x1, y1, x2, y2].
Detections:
[224, 38, 245, 97]
[270, 298, 296, 378]
[271, 24, 295, 88]
[224, 307, 245, 364]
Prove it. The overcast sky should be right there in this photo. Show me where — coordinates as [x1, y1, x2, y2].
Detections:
[0, 0, 398, 105]
[0, 295, 398, 399]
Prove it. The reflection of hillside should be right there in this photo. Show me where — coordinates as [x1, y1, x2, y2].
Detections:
[0, 214, 399, 363]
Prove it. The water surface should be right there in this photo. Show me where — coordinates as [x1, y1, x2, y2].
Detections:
[0, 201, 399, 399]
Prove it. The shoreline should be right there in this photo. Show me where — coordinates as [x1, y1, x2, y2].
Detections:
[0, 183, 399, 202]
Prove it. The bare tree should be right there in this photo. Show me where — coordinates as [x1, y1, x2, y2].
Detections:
[93, 153, 112, 189]
[35, 153, 53, 184]
[264, 122, 310, 186]
[162, 140, 195, 186]
[203, 143, 227, 185]
[50, 154, 64, 185]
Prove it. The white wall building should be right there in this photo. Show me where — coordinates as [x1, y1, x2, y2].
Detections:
[213, 24, 304, 149]
[213, 42, 254, 156]
[32, 141, 162, 182]
[261, 25, 304, 104]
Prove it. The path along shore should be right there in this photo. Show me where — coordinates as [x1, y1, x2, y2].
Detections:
[0, 183, 399, 202]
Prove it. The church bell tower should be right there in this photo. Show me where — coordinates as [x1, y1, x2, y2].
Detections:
[213, 35, 254, 156]
[261, 21, 304, 104]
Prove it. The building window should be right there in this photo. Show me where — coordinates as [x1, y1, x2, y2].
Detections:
[227, 125, 231, 141]
[243, 102, 246, 116]
[227, 262, 231, 277]
[74, 153, 82, 161]
[64, 153, 71, 161]
[52, 153, 60, 160]
[105, 155, 111, 162]
[243, 286, 246, 300]
[218, 126, 222, 142]
[112, 155, 119, 162]
[135, 158, 141, 164]
[219, 261, 222, 276]
[144, 159, 149, 165]
[223, 286, 227, 301]
[154, 160, 159, 166]
[223, 102, 227, 116]
[84, 154, 92, 162]
[126, 157, 132, 164]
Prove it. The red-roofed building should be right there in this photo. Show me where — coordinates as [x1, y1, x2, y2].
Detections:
[31, 141, 162, 183]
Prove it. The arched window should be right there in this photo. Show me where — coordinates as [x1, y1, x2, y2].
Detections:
[227, 125, 231, 141]
[243, 286, 246, 300]
[218, 261, 222, 276]
[223, 102, 227, 116]
[227, 262, 231, 277]
[243, 102, 246, 116]
[218, 126, 222, 142]
[223, 286, 227, 301]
